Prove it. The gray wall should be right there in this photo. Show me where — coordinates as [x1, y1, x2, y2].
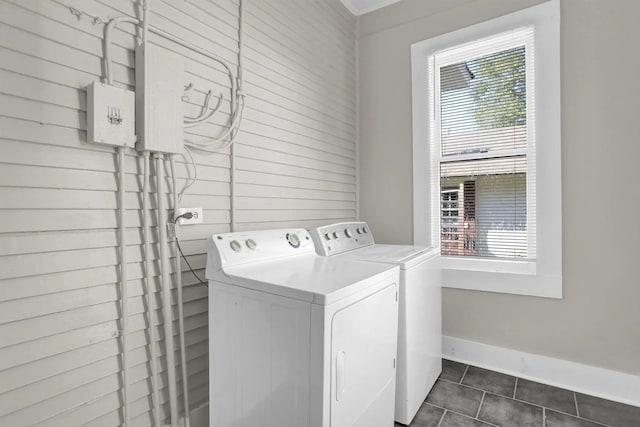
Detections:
[0, 0, 355, 425]
[358, 0, 640, 375]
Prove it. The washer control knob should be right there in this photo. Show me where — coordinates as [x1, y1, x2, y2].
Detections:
[344, 228, 352, 238]
[246, 239, 257, 250]
[356, 228, 362, 234]
[286, 233, 301, 248]
[230, 240, 242, 252]
[332, 231, 340, 239]
[324, 233, 332, 241]
[363, 226, 368, 234]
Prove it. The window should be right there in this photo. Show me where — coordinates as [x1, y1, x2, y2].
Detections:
[411, 0, 562, 298]
[437, 31, 534, 262]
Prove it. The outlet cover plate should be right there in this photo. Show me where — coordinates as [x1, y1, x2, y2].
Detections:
[176, 207, 203, 225]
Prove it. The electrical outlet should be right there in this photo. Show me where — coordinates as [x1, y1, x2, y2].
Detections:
[176, 207, 203, 225]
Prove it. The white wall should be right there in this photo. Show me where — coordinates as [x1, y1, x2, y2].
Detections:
[0, 0, 356, 425]
[358, 0, 640, 376]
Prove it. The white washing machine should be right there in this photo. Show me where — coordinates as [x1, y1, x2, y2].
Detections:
[310, 222, 441, 425]
[206, 228, 400, 427]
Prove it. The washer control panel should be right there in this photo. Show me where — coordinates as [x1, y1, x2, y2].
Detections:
[206, 228, 315, 277]
[310, 221, 375, 256]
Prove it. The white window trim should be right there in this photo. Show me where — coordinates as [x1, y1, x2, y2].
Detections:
[410, 0, 562, 298]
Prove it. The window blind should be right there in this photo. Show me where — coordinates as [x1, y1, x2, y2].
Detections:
[433, 28, 536, 261]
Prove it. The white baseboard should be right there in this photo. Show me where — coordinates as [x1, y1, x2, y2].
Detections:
[442, 336, 640, 407]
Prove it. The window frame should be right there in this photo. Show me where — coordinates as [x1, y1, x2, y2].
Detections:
[410, 0, 562, 298]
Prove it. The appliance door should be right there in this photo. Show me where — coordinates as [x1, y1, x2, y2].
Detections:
[330, 283, 398, 427]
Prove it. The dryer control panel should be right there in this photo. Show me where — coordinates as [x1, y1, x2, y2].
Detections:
[310, 221, 375, 256]
[206, 228, 316, 279]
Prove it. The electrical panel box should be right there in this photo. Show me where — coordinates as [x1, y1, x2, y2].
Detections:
[86, 82, 136, 147]
[135, 43, 184, 154]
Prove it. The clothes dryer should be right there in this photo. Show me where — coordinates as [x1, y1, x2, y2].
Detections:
[310, 222, 441, 425]
[206, 228, 400, 427]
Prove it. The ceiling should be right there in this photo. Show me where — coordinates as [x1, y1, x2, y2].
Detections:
[339, 0, 403, 15]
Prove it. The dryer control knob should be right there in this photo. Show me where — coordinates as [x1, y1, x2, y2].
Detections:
[246, 239, 257, 250]
[230, 240, 242, 252]
[344, 228, 352, 238]
[363, 226, 368, 234]
[356, 228, 362, 234]
[332, 231, 340, 239]
[286, 233, 301, 248]
[324, 233, 332, 241]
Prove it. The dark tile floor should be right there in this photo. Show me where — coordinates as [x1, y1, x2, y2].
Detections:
[396, 359, 640, 427]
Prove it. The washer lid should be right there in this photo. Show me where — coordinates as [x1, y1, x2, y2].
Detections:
[348, 245, 439, 269]
[222, 255, 399, 305]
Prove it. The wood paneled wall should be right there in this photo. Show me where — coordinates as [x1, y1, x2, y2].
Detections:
[0, 0, 356, 425]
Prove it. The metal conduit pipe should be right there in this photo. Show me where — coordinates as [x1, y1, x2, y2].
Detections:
[171, 156, 191, 427]
[230, 0, 245, 232]
[104, 17, 139, 86]
[103, 16, 138, 427]
[229, 142, 237, 232]
[118, 146, 131, 426]
[139, 4, 163, 424]
[157, 154, 179, 426]
[143, 151, 161, 426]
[238, 0, 245, 90]
[183, 0, 246, 153]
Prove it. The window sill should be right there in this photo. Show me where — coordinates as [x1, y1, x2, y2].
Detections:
[442, 265, 562, 298]
[442, 256, 536, 275]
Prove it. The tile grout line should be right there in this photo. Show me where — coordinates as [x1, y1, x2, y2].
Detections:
[439, 377, 523, 402]
[460, 364, 470, 384]
[435, 409, 447, 427]
[544, 406, 610, 427]
[475, 391, 486, 419]
[573, 391, 580, 418]
[538, 406, 610, 427]
[513, 377, 518, 399]
[426, 403, 500, 427]
[543, 407, 546, 427]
